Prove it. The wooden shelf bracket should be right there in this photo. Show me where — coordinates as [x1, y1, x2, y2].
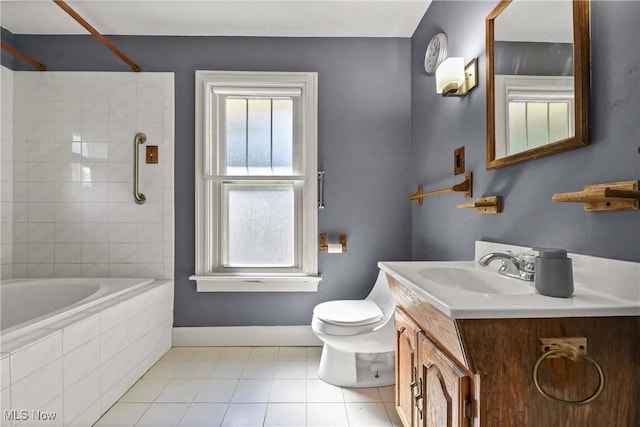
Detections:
[456, 196, 502, 214]
[409, 172, 472, 205]
[552, 180, 639, 212]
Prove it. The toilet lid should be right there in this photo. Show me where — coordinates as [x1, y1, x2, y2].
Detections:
[314, 300, 384, 326]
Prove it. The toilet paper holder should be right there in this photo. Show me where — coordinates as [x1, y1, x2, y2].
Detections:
[320, 234, 347, 253]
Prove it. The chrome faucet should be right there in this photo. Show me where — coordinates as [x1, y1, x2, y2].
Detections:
[478, 252, 535, 282]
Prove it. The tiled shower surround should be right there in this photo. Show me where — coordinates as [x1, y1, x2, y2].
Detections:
[1, 68, 14, 278]
[4, 69, 174, 280]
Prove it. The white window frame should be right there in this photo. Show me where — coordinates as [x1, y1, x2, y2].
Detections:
[191, 71, 320, 292]
[494, 75, 574, 158]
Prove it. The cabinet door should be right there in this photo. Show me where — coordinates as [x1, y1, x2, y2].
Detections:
[395, 309, 420, 427]
[416, 332, 471, 427]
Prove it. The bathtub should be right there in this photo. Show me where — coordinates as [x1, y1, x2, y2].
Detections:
[0, 278, 173, 427]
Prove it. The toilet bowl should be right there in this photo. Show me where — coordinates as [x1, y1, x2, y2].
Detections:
[311, 270, 395, 387]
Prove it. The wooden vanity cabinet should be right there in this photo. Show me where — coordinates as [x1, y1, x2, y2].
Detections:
[388, 274, 640, 427]
[395, 308, 473, 427]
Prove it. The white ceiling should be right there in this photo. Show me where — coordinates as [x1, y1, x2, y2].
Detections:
[494, 0, 573, 44]
[0, 0, 432, 38]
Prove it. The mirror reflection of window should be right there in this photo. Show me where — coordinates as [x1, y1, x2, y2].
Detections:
[493, 0, 574, 157]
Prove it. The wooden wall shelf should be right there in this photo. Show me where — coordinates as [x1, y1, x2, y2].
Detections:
[552, 180, 639, 212]
[456, 196, 502, 214]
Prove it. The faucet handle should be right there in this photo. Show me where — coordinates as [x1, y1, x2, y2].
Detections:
[517, 252, 537, 273]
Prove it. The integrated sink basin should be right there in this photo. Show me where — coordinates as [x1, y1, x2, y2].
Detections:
[418, 266, 532, 295]
[378, 241, 640, 319]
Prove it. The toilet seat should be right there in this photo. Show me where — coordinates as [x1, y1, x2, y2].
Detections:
[314, 300, 383, 326]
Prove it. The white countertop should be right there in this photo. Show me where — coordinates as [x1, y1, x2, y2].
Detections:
[378, 241, 640, 319]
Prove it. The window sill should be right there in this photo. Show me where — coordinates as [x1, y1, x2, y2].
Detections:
[189, 275, 322, 292]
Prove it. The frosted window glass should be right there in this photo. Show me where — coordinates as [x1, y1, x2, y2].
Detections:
[247, 100, 272, 174]
[272, 100, 293, 174]
[508, 102, 527, 154]
[225, 185, 295, 267]
[225, 99, 247, 175]
[549, 102, 570, 142]
[526, 103, 549, 149]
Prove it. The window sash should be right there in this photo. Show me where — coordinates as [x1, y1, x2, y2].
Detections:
[195, 71, 317, 280]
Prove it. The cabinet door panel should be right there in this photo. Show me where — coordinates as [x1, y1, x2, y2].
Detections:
[395, 309, 420, 427]
[417, 332, 471, 427]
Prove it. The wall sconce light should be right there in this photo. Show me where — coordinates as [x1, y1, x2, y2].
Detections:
[435, 57, 478, 97]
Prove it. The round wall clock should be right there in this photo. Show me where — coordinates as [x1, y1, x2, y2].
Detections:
[424, 32, 448, 75]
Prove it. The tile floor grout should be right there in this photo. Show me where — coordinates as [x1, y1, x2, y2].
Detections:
[94, 346, 402, 427]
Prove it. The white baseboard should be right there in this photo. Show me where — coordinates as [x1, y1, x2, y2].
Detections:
[172, 325, 323, 347]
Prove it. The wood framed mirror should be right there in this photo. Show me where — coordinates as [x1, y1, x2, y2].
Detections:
[486, 0, 590, 169]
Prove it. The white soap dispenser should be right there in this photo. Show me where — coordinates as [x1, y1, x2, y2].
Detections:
[534, 248, 574, 298]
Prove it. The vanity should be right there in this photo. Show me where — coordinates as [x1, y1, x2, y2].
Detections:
[379, 241, 640, 427]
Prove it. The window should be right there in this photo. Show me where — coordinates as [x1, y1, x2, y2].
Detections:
[494, 75, 574, 158]
[192, 71, 319, 292]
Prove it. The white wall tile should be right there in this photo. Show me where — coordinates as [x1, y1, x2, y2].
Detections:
[27, 243, 54, 263]
[67, 399, 100, 427]
[96, 299, 128, 333]
[63, 337, 100, 387]
[101, 351, 129, 396]
[9, 330, 62, 385]
[109, 223, 136, 243]
[11, 358, 62, 410]
[27, 222, 54, 243]
[81, 263, 108, 277]
[81, 243, 108, 264]
[63, 369, 100, 424]
[81, 202, 109, 223]
[54, 263, 82, 277]
[0, 387, 10, 425]
[109, 263, 137, 278]
[27, 162, 55, 182]
[26, 202, 54, 222]
[81, 182, 109, 203]
[54, 223, 81, 243]
[82, 223, 109, 243]
[101, 321, 128, 362]
[14, 395, 63, 427]
[1, 353, 10, 390]
[10, 71, 174, 280]
[54, 243, 82, 263]
[26, 263, 54, 277]
[54, 202, 82, 223]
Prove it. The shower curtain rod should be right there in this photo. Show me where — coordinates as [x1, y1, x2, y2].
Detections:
[1, 42, 46, 71]
[53, 0, 141, 72]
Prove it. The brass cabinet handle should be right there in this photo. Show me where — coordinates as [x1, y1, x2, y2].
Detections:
[532, 349, 605, 405]
[409, 367, 417, 389]
[413, 377, 423, 419]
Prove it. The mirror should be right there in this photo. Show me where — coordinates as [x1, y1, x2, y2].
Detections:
[486, 0, 590, 169]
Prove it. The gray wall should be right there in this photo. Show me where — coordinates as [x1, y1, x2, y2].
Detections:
[3, 34, 413, 326]
[495, 41, 573, 75]
[411, 1, 640, 263]
[1, 28, 14, 68]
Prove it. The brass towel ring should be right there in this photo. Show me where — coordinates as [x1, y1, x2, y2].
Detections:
[532, 349, 605, 405]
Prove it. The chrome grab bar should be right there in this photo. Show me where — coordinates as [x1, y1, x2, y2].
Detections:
[133, 132, 146, 204]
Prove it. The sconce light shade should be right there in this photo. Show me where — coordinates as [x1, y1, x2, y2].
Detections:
[435, 57, 478, 97]
[436, 57, 465, 94]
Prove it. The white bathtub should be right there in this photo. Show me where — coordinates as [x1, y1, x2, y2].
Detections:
[0, 278, 173, 427]
[1, 278, 154, 342]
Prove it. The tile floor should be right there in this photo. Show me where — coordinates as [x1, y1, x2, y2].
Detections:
[93, 346, 401, 427]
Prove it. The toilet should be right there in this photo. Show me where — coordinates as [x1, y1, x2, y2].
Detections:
[311, 270, 396, 387]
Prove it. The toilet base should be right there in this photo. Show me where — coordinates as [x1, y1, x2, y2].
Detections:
[318, 344, 395, 388]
